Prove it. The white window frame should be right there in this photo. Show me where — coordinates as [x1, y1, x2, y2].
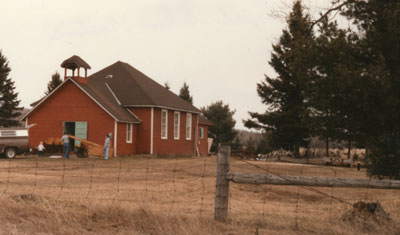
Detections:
[174, 111, 180, 140]
[161, 109, 168, 139]
[199, 127, 204, 139]
[186, 113, 192, 140]
[126, 123, 133, 143]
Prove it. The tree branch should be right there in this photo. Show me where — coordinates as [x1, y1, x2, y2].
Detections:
[309, 0, 350, 31]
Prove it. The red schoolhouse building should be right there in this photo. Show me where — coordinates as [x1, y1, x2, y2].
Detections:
[21, 55, 211, 157]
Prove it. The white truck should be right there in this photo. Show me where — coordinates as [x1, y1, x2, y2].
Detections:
[0, 127, 30, 158]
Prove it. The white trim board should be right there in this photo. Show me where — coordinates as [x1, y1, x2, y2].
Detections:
[123, 105, 201, 114]
[114, 120, 117, 157]
[150, 107, 154, 155]
[20, 78, 140, 124]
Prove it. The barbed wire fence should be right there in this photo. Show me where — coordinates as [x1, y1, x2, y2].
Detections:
[217, 146, 400, 228]
[228, 157, 354, 226]
[0, 156, 217, 217]
[0, 151, 399, 228]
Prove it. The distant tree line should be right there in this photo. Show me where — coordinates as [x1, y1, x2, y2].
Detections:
[245, 0, 400, 179]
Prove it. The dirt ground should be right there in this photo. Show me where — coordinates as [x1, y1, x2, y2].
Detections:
[0, 154, 398, 234]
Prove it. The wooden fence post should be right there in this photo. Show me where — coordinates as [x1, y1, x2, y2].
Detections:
[214, 145, 231, 222]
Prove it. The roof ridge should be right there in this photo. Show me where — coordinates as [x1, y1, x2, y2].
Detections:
[118, 62, 157, 106]
[87, 60, 200, 113]
[88, 61, 119, 78]
[120, 62, 201, 112]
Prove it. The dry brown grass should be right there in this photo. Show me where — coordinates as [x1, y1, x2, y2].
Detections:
[0, 155, 398, 234]
[0, 194, 235, 235]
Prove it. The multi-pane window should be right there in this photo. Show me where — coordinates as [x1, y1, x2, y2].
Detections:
[161, 109, 168, 139]
[174, 112, 180, 140]
[199, 127, 204, 138]
[126, 123, 133, 143]
[186, 113, 192, 140]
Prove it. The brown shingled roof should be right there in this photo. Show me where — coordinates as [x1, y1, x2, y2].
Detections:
[70, 79, 140, 123]
[21, 79, 140, 123]
[61, 55, 91, 69]
[22, 60, 200, 123]
[199, 115, 212, 125]
[87, 61, 201, 113]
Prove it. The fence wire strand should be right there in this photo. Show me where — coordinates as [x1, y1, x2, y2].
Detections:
[238, 159, 353, 206]
[0, 154, 399, 228]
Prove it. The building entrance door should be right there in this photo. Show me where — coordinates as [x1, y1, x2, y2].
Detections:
[63, 121, 87, 151]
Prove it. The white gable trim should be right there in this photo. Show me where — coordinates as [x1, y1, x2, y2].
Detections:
[70, 79, 122, 122]
[114, 120, 117, 157]
[105, 82, 121, 105]
[20, 78, 140, 124]
[150, 107, 154, 155]
[20, 79, 71, 120]
[125, 108, 142, 122]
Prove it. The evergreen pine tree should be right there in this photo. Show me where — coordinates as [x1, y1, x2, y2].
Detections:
[309, 16, 359, 157]
[311, 14, 376, 159]
[201, 101, 237, 151]
[45, 71, 62, 95]
[232, 136, 242, 152]
[244, 1, 315, 157]
[164, 81, 171, 91]
[0, 50, 22, 127]
[179, 82, 193, 104]
[245, 137, 256, 155]
[341, 0, 400, 179]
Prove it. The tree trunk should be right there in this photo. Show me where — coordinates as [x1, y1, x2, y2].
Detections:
[325, 136, 329, 157]
[294, 144, 300, 158]
[347, 138, 352, 159]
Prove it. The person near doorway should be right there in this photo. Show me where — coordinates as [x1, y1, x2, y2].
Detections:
[104, 133, 112, 160]
[61, 132, 70, 159]
[38, 141, 45, 157]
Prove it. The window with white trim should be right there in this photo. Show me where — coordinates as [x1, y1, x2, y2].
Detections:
[126, 123, 133, 143]
[161, 109, 168, 139]
[186, 113, 192, 140]
[199, 127, 204, 138]
[174, 111, 180, 140]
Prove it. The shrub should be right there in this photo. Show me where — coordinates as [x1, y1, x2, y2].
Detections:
[365, 149, 400, 180]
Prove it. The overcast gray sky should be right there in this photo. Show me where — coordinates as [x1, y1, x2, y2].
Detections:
[1, 0, 332, 130]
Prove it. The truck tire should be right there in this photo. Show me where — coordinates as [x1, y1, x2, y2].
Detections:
[5, 148, 17, 159]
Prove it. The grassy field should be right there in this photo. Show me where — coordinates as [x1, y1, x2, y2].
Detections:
[0, 155, 398, 234]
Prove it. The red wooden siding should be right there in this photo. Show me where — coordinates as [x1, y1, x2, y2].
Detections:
[152, 108, 198, 155]
[130, 107, 201, 156]
[198, 124, 209, 156]
[27, 81, 206, 156]
[27, 80, 115, 151]
[116, 122, 138, 155]
[130, 107, 152, 154]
